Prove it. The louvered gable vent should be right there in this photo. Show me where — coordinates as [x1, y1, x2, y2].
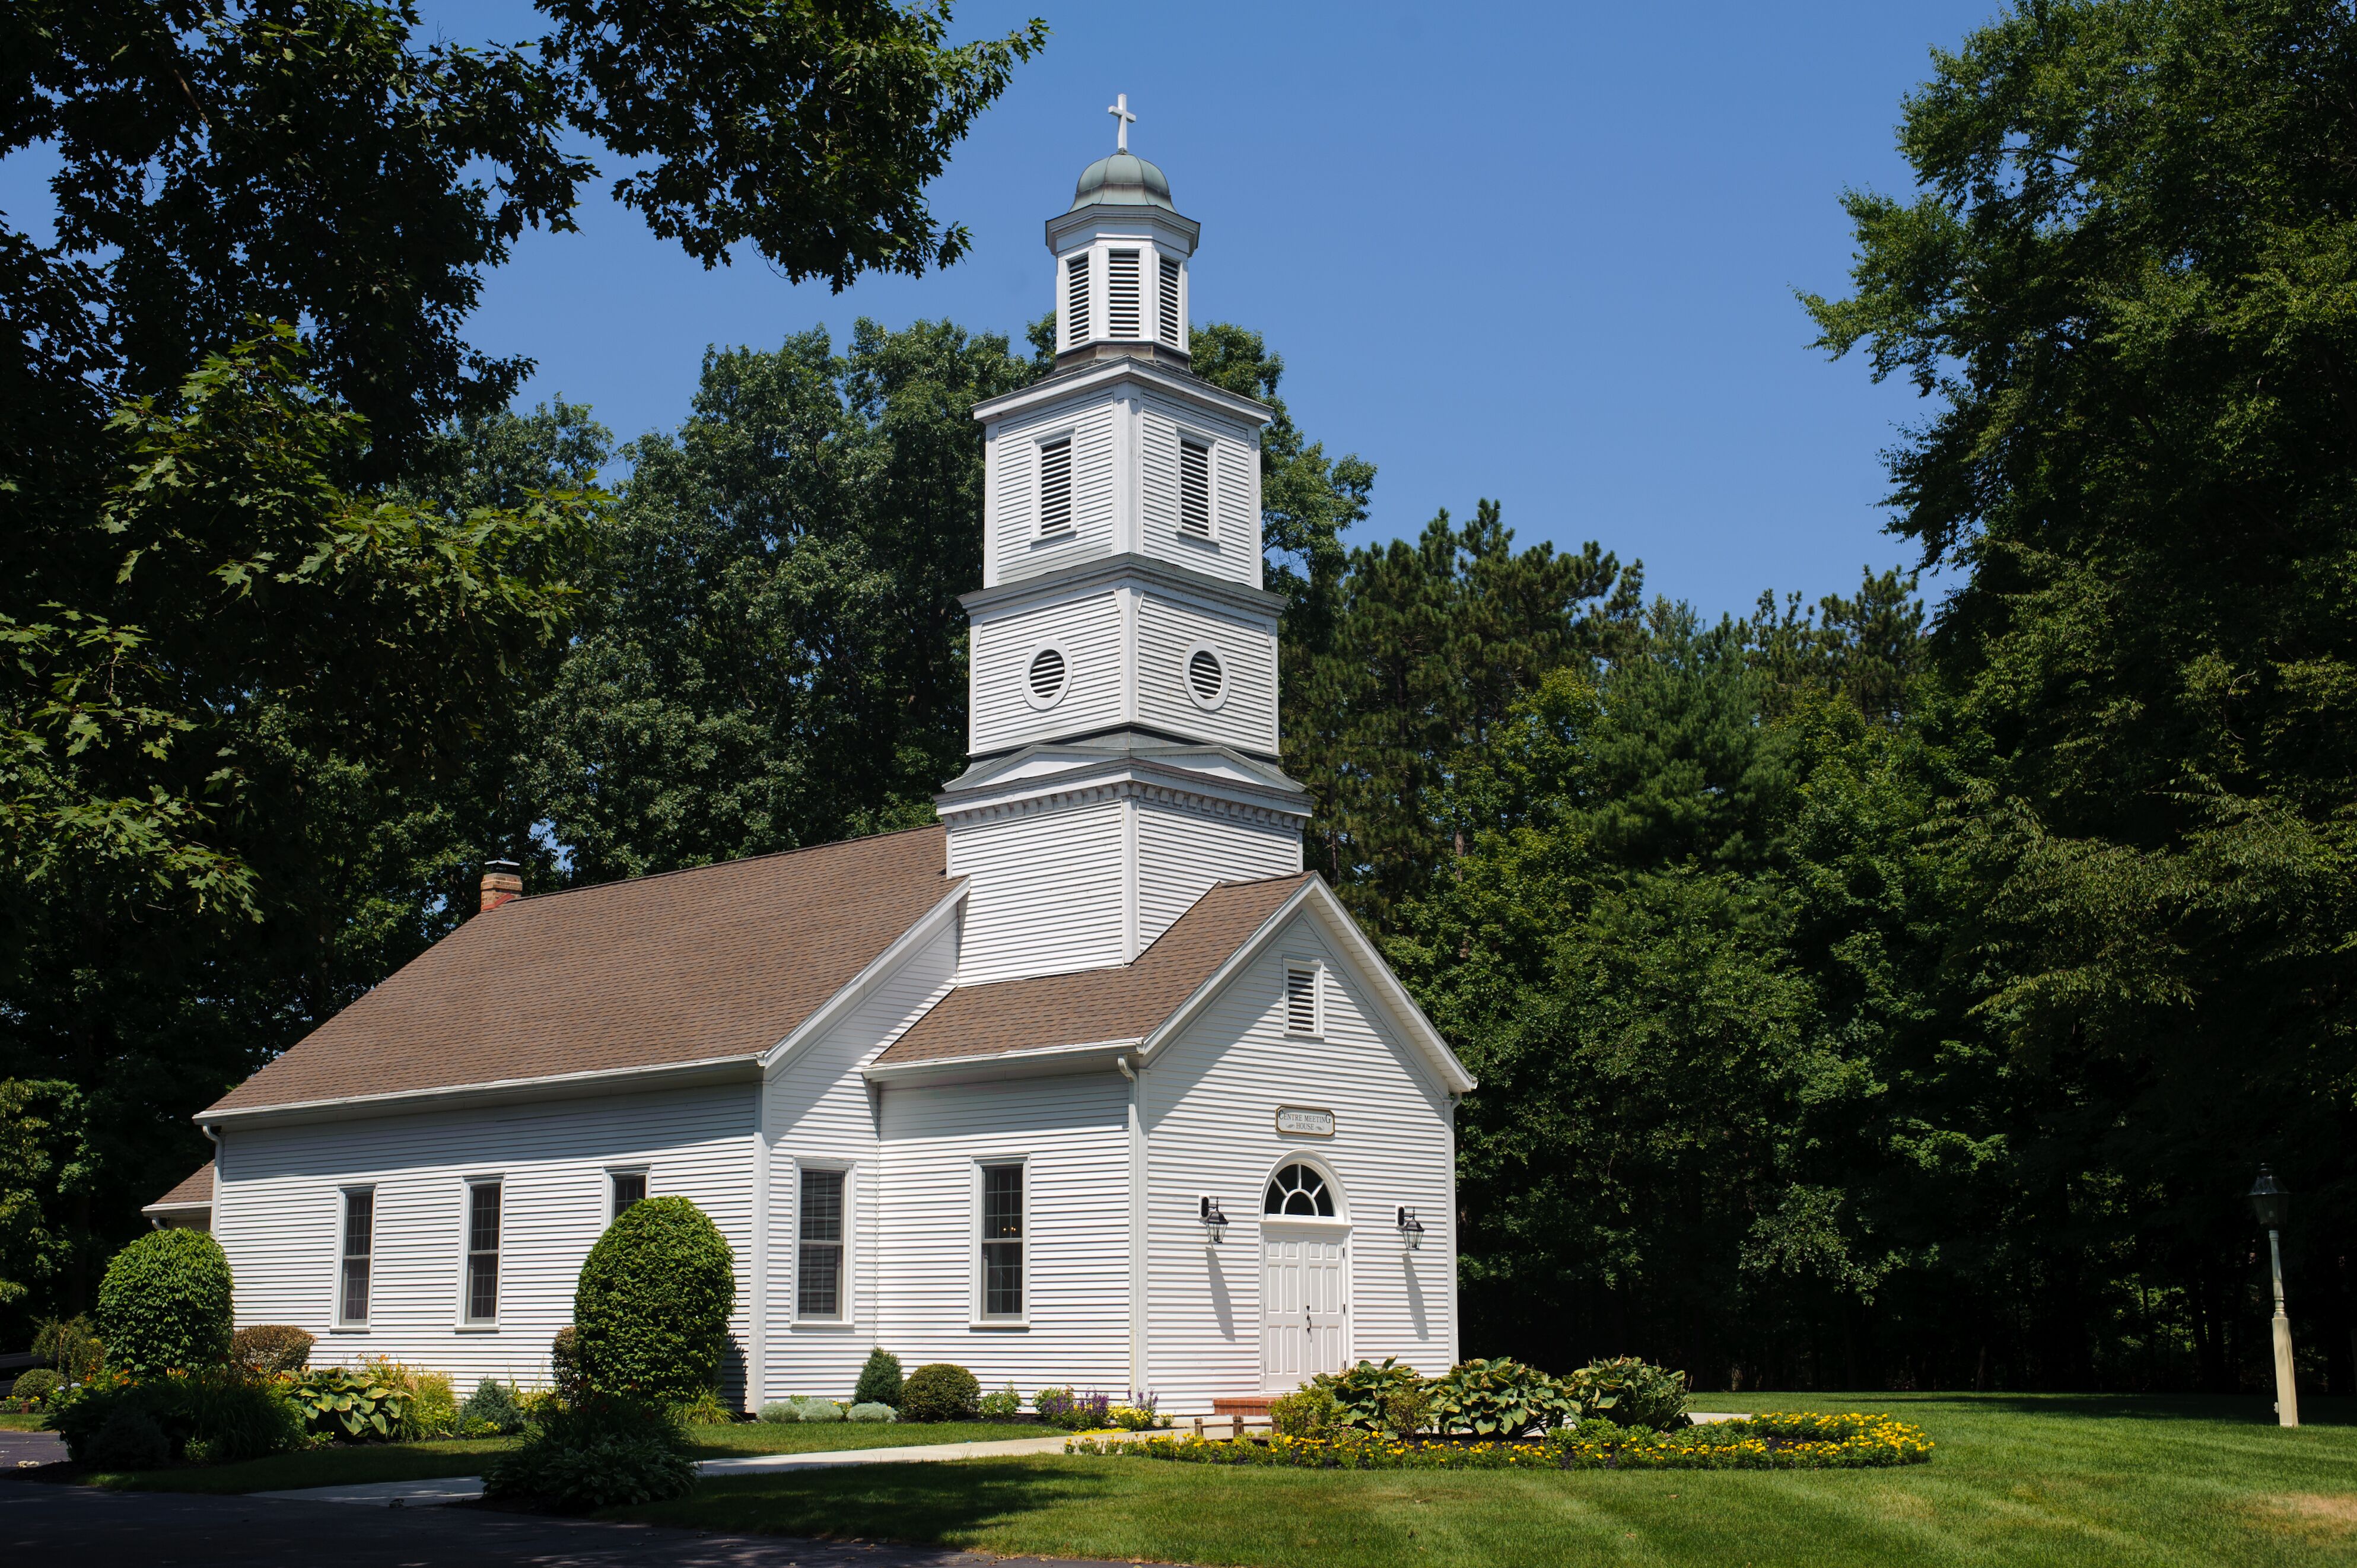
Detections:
[1159, 255, 1182, 346]
[1178, 437, 1213, 537]
[1064, 253, 1091, 344]
[1285, 963, 1319, 1036]
[1107, 250, 1141, 338]
[1037, 435, 1073, 534]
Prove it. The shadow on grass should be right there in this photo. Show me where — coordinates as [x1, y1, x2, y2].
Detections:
[613, 1458, 1118, 1545]
[1729, 1391, 2357, 1427]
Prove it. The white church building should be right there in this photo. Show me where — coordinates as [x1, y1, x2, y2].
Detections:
[148, 118, 1475, 1414]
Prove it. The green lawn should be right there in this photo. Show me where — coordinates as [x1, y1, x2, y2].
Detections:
[0, 1411, 47, 1430]
[93, 1419, 1046, 1494]
[610, 1393, 2357, 1568]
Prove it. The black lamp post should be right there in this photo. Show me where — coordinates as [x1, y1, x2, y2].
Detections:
[2247, 1166, 2298, 1428]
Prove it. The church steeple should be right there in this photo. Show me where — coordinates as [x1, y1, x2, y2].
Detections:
[935, 109, 1309, 987]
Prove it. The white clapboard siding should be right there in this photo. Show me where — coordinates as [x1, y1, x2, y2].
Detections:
[762, 918, 959, 1404]
[947, 798, 1128, 985]
[214, 1084, 758, 1398]
[875, 1073, 1133, 1399]
[1135, 392, 1260, 589]
[1135, 592, 1279, 754]
[1139, 915, 1458, 1410]
[990, 403, 1118, 585]
[1137, 802, 1302, 949]
[968, 589, 1124, 756]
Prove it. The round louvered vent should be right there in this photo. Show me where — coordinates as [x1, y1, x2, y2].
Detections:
[1187, 647, 1224, 706]
[1028, 646, 1068, 705]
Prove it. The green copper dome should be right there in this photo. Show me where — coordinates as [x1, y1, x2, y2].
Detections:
[1071, 151, 1173, 212]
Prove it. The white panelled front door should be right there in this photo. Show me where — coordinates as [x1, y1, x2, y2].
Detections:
[1261, 1225, 1349, 1392]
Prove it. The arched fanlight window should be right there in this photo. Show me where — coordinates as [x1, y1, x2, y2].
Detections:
[1264, 1162, 1334, 1217]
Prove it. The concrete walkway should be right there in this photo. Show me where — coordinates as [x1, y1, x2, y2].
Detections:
[253, 1433, 1083, 1507]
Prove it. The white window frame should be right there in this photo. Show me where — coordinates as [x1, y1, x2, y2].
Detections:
[1284, 958, 1325, 1039]
[1181, 637, 1230, 712]
[607, 1166, 648, 1221]
[790, 1159, 854, 1328]
[1022, 637, 1073, 711]
[971, 1156, 1030, 1328]
[333, 1184, 376, 1331]
[457, 1176, 503, 1330]
[1034, 427, 1078, 539]
[1174, 428, 1219, 543]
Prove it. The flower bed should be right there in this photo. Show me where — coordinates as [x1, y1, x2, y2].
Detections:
[1065, 1411, 1932, 1471]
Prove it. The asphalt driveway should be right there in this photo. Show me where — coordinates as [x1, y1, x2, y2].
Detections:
[0, 1478, 1146, 1568]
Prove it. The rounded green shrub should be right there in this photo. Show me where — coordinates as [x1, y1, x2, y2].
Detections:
[758, 1399, 801, 1423]
[462, 1379, 526, 1435]
[572, 1197, 735, 1403]
[94, 1228, 233, 1377]
[11, 1367, 62, 1404]
[792, 1395, 844, 1422]
[229, 1324, 314, 1375]
[898, 1362, 979, 1423]
[853, 1346, 904, 1407]
[846, 1401, 896, 1422]
[84, 1405, 172, 1471]
[483, 1394, 695, 1512]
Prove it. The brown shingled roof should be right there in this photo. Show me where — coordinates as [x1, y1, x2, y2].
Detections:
[877, 872, 1315, 1067]
[145, 1160, 214, 1211]
[207, 826, 953, 1115]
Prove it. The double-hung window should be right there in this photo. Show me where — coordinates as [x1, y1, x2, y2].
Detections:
[464, 1181, 501, 1324]
[338, 1188, 374, 1327]
[797, 1168, 845, 1319]
[610, 1170, 646, 1219]
[978, 1163, 1025, 1320]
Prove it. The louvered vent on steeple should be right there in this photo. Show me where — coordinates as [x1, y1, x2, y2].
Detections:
[1065, 253, 1092, 345]
[1179, 438, 1212, 536]
[1159, 255, 1182, 347]
[1108, 250, 1141, 338]
[1038, 436, 1073, 535]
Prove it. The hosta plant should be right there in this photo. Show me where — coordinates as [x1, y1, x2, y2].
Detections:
[1565, 1357, 1689, 1431]
[1427, 1356, 1580, 1437]
[1316, 1357, 1431, 1435]
[291, 1367, 412, 1441]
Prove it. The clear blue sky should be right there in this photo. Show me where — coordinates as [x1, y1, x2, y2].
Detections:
[20, 2, 2005, 618]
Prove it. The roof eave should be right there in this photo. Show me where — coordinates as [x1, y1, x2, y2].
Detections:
[198, 1053, 765, 1131]
[863, 1036, 1140, 1088]
[761, 880, 969, 1072]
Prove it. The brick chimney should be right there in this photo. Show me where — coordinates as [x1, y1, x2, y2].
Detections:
[479, 860, 523, 914]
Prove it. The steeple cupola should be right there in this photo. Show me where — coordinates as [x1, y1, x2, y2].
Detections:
[1049, 95, 1196, 370]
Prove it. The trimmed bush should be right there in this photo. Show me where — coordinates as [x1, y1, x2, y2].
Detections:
[550, 1325, 586, 1402]
[853, 1346, 904, 1407]
[52, 1370, 303, 1466]
[462, 1379, 526, 1436]
[84, 1405, 172, 1470]
[484, 1394, 696, 1512]
[898, 1362, 979, 1422]
[1270, 1383, 1342, 1439]
[93, 1229, 233, 1377]
[572, 1196, 736, 1402]
[1564, 1356, 1688, 1432]
[978, 1382, 1022, 1419]
[11, 1367, 62, 1405]
[847, 1401, 896, 1422]
[229, 1325, 314, 1376]
[758, 1400, 801, 1423]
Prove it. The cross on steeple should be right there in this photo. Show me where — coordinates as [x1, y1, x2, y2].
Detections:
[1106, 93, 1136, 154]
